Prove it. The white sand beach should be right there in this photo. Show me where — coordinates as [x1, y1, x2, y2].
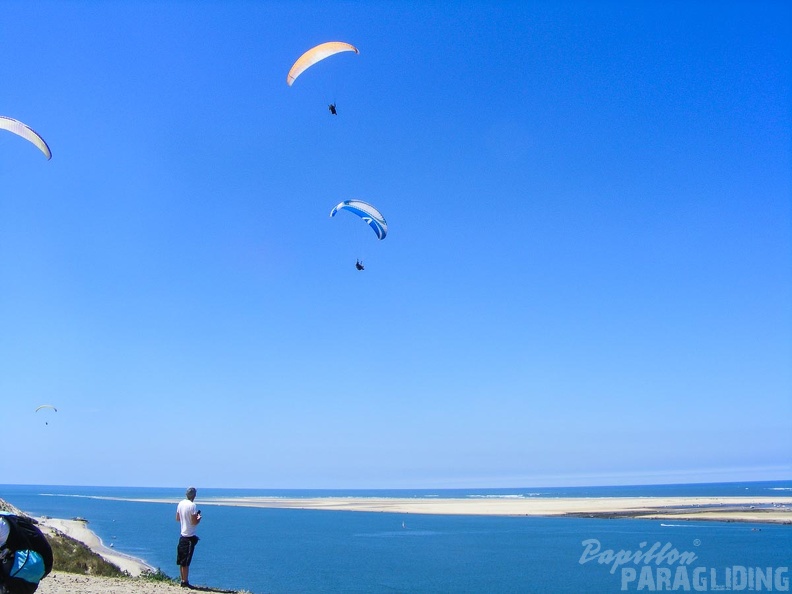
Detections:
[207, 495, 792, 523]
[94, 494, 792, 523]
[36, 516, 154, 577]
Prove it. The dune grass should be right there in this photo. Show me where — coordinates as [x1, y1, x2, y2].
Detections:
[46, 527, 127, 577]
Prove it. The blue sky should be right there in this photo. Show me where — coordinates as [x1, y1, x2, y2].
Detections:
[1, 0, 789, 489]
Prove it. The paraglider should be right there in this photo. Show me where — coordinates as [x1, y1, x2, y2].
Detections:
[328, 103, 337, 115]
[287, 42, 359, 86]
[0, 116, 52, 160]
[331, 201, 387, 270]
[330, 200, 388, 240]
[35, 405, 57, 425]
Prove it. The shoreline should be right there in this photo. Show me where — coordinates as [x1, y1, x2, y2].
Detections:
[67, 495, 792, 524]
[35, 516, 154, 577]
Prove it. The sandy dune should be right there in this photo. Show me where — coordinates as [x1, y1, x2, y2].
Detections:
[37, 573, 191, 594]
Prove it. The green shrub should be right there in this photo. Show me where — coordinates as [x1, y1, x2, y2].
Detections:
[46, 529, 126, 577]
[139, 568, 176, 583]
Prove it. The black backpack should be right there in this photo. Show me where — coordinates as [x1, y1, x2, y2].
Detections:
[0, 515, 53, 594]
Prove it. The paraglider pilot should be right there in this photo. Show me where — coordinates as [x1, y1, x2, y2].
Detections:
[329, 103, 337, 115]
[355, 259, 364, 271]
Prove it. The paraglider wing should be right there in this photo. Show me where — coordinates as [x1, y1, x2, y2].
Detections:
[330, 200, 388, 240]
[35, 404, 57, 426]
[287, 42, 359, 86]
[0, 116, 52, 160]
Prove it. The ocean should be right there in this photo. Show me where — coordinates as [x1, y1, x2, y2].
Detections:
[2, 482, 790, 594]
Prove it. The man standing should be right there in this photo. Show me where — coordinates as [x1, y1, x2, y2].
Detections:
[175, 487, 201, 589]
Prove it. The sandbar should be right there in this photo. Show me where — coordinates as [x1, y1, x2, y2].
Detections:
[94, 495, 792, 524]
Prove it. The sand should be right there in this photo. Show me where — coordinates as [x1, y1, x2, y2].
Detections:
[37, 573, 243, 593]
[36, 572, 194, 594]
[105, 494, 792, 523]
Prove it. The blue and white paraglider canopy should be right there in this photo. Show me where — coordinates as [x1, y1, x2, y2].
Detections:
[330, 200, 388, 240]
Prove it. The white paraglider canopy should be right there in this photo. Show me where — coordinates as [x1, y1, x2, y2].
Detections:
[287, 42, 359, 86]
[0, 116, 52, 159]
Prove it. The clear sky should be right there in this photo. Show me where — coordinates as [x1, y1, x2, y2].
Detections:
[1, 0, 789, 489]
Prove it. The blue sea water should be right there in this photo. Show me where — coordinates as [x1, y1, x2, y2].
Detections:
[1, 482, 790, 593]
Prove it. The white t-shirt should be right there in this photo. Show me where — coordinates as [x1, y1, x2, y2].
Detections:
[177, 499, 198, 537]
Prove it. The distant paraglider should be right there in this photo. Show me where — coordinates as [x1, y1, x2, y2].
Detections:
[0, 116, 52, 160]
[287, 41, 359, 86]
[330, 200, 388, 240]
[35, 404, 57, 425]
[331, 200, 387, 271]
